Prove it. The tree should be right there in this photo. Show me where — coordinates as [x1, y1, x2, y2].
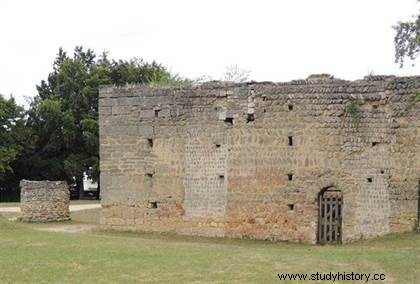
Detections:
[394, 5, 420, 66]
[0, 95, 23, 175]
[20, 46, 190, 199]
[0, 94, 34, 200]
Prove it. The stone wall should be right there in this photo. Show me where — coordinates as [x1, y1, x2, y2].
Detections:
[99, 74, 420, 243]
[20, 180, 70, 222]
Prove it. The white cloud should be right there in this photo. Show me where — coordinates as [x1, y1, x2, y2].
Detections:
[0, 0, 418, 106]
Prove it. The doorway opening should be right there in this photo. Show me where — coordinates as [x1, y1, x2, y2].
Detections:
[318, 187, 343, 244]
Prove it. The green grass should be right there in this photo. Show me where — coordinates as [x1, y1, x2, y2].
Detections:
[0, 202, 20, 207]
[71, 208, 100, 224]
[0, 217, 419, 283]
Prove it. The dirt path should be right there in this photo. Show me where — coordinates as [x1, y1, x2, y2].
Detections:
[35, 224, 98, 233]
[0, 207, 20, 212]
[0, 204, 100, 213]
[0, 203, 101, 234]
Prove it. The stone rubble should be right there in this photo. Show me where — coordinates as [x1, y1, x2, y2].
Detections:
[20, 180, 70, 222]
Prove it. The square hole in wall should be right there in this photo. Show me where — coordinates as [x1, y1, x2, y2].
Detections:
[146, 173, 154, 178]
[246, 113, 255, 123]
[224, 117, 234, 125]
[372, 142, 378, 147]
[148, 201, 158, 209]
[287, 204, 294, 211]
[367, 177, 373, 183]
[147, 138, 154, 148]
[215, 143, 221, 148]
[288, 173, 294, 181]
[288, 104, 293, 111]
[219, 175, 225, 180]
[288, 136, 294, 146]
[380, 170, 385, 174]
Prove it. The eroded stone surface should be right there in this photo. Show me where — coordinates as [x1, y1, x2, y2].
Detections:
[98, 75, 420, 243]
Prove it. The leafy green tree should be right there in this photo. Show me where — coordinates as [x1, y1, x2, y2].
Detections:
[22, 46, 190, 199]
[0, 95, 35, 201]
[0, 95, 23, 174]
[394, 5, 420, 66]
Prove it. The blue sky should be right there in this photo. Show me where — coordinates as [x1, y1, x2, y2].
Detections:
[1, 0, 419, 106]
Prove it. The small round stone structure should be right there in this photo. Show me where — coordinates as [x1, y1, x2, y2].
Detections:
[20, 180, 70, 222]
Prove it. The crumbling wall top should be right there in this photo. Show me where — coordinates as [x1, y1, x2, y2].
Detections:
[98, 75, 420, 98]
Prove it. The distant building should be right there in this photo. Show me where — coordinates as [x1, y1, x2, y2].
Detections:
[83, 171, 98, 191]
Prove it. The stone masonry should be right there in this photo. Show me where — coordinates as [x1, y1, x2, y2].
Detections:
[99, 74, 420, 244]
[20, 180, 70, 222]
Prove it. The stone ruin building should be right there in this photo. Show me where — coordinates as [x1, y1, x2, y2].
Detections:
[20, 180, 70, 222]
[98, 74, 420, 244]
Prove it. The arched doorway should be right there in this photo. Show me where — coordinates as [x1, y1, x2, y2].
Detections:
[318, 187, 343, 244]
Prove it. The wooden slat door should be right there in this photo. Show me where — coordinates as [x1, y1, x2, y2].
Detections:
[318, 190, 342, 244]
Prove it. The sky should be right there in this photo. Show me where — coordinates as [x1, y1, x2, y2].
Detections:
[1, 0, 419, 106]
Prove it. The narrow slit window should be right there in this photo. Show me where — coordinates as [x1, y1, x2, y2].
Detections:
[288, 136, 294, 146]
[154, 109, 160, 118]
[224, 117, 234, 125]
[288, 104, 293, 111]
[288, 173, 294, 181]
[146, 173, 154, 178]
[147, 138, 153, 148]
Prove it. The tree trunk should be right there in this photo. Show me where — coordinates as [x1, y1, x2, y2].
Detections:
[76, 175, 84, 200]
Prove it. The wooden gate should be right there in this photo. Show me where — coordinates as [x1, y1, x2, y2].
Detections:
[318, 189, 342, 244]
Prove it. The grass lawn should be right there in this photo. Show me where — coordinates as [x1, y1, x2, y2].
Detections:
[0, 202, 20, 207]
[0, 217, 419, 283]
[71, 208, 100, 224]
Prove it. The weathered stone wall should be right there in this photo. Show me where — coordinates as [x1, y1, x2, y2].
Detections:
[99, 74, 420, 243]
[20, 180, 70, 222]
